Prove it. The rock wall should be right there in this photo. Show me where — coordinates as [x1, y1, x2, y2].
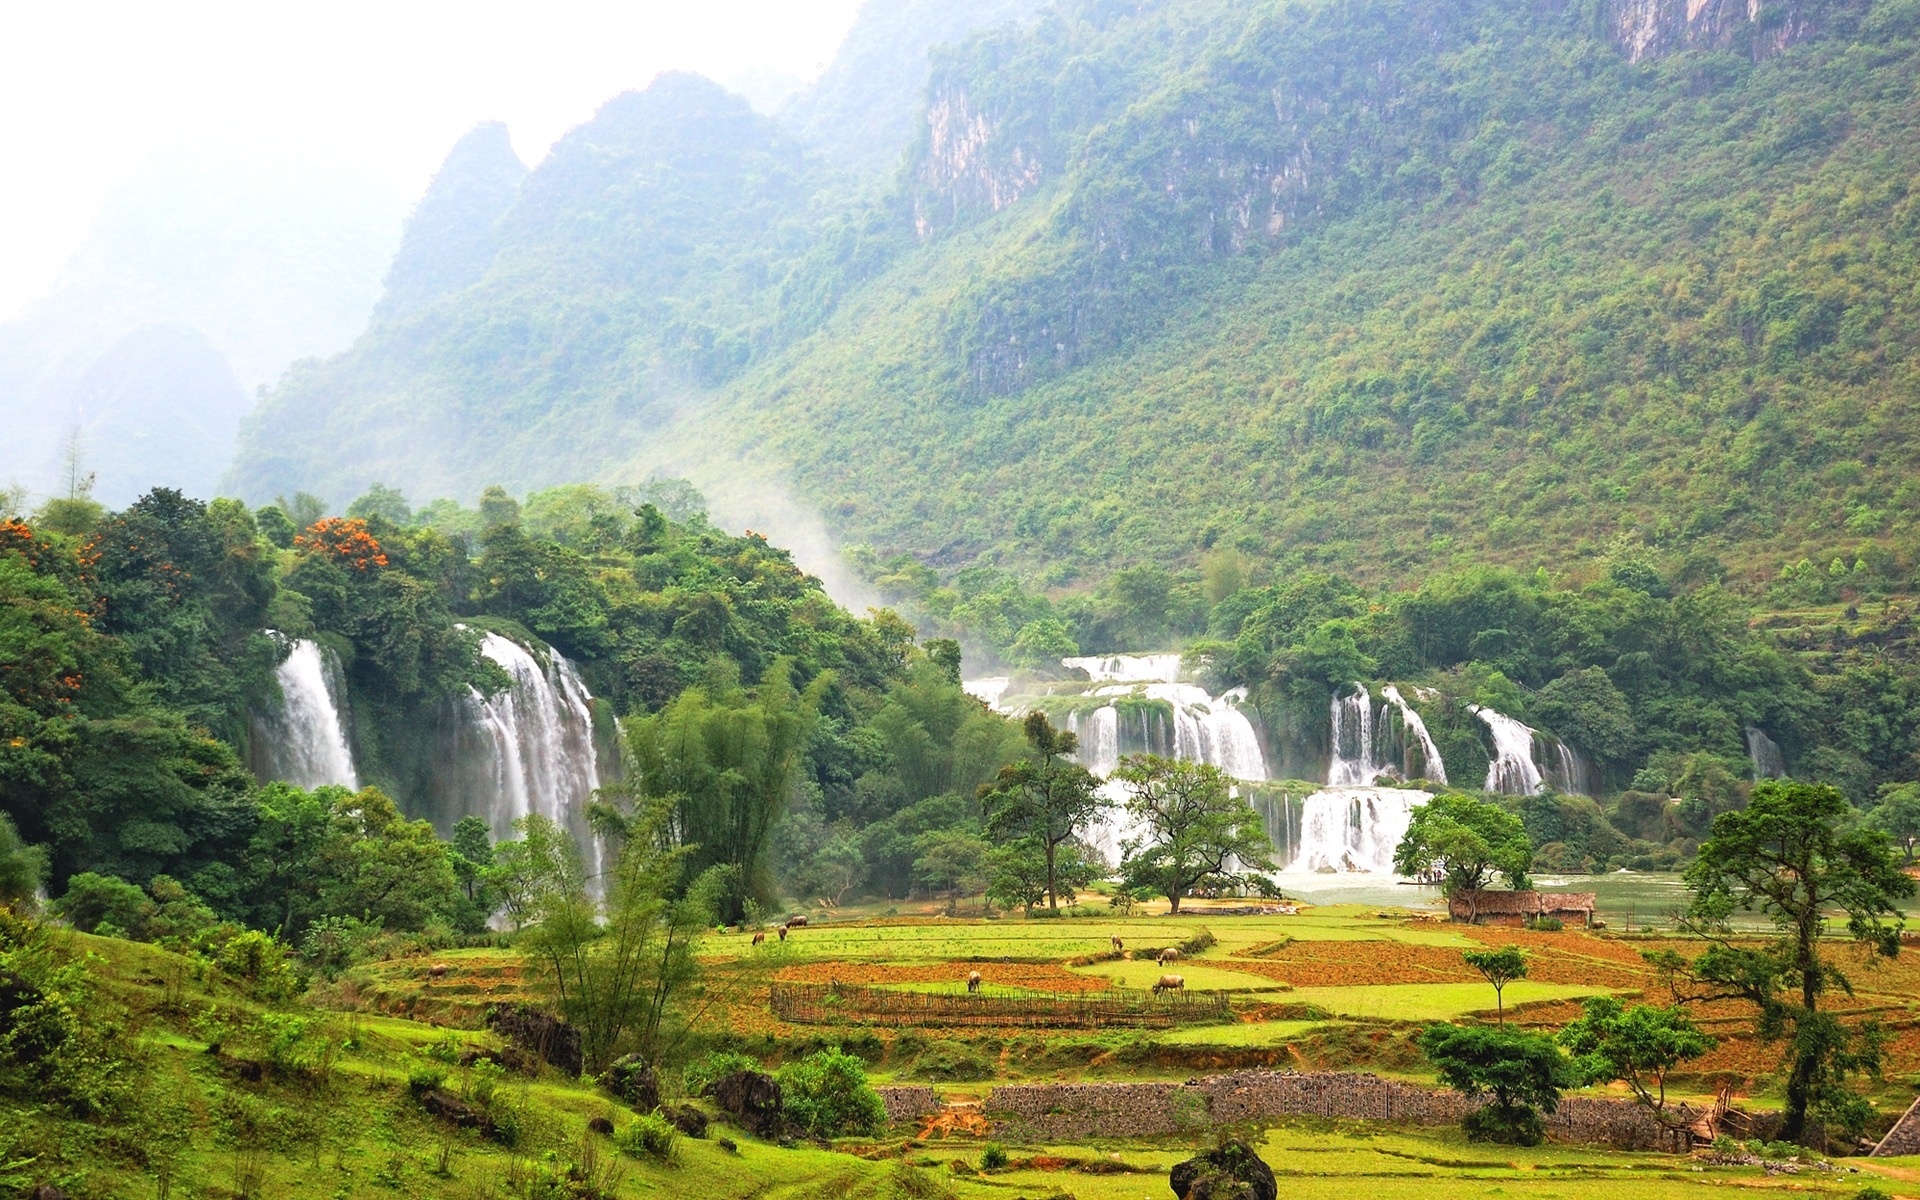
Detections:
[983, 1070, 1676, 1150]
[1609, 0, 1820, 63]
[876, 1085, 943, 1126]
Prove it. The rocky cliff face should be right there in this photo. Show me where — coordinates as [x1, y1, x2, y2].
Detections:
[912, 84, 1046, 238]
[1609, 0, 1819, 63]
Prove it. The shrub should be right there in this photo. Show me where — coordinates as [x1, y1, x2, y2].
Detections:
[905, 1040, 996, 1082]
[615, 1111, 678, 1161]
[199, 928, 301, 1000]
[683, 1050, 761, 1095]
[408, 1063, 449, 1094]
[777, 1050, 887, 1139]
[981, 1143, 1009, 1170]
[51, 872, 151, 937]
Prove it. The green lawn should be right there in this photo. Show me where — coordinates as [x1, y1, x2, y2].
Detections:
[1280, 981, 1614, 1021]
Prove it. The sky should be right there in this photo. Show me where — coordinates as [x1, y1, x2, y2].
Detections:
[0, 0, 866, 320]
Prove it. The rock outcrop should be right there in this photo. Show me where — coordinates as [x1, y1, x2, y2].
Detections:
[1609, 0, 1821, 63]
[1169, 1140, 1278, 1200]
[707, 1069, 786, 1139]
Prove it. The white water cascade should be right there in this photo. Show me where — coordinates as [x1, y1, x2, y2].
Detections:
[1746, 727, 1787, 780]
[251, 636, 359, 789]
[1286, 786, 1430, 874]
[1327, 685, 1379, 785]
[964, 677, 1013, 712]
[1382, 685, 1448, 786]
[1473, 705, 1546, 795]
[460, 633, 604, 858]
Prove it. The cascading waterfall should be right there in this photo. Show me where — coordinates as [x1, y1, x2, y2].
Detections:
[1746, 727, 1787, 780]
[458, 633, 604, 869]
[1327, 684, 1379, 785]
[1381, 685, 1447, 785]
[1285, 786, 1429, 874]
[963, 677, 1012, 712]
[1050, 655, 1270, 868]
[251, 635, 359, 789]
[1473, 705, 1546, 795]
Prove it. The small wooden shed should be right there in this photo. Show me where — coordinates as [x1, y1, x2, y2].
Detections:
[1448, 888, 1596, 927]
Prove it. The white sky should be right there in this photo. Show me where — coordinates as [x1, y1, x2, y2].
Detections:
[0, 0, 866, 319]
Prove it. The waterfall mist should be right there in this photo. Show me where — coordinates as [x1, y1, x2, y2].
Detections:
[250, 635, 359, 789]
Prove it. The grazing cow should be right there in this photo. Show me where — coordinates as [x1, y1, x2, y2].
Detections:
[1151, 974, 1185, 995]
[427, 964, 449, 980]
[967, 971, 982, 994]
[1158, 948, 1181, 966]
[1111, 936, 1123, 953]
[751, 931, 766, 946]
[777, 925, 788, 942]
[787, 915, 809, 928]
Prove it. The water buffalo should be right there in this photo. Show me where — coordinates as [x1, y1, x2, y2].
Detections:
[967, 971, 982, 994]
[777, 925, 788, 942]
[751, 931, 766, 946]
[1158, 948, 1181, 965]
[1151, 974, 1185, 995]
[787, 915, 809, 928]
[427, 963, 449, 980]
[1111, 936, 1123, 953]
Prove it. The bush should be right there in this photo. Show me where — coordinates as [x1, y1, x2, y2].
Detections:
[683, 1050, 761, 1095]
[1524, 916, 1564, 932]
[198, 928, 301, 1000]
[776, 1050, 887, 1139]
[981, 1143, 1009, 1170]
[1462, 1103, 1546, 1146]
[615, 1111, 679, 1160]
[905, 1040, 996, 1081]
[408, 1062, 449, 1094]
[51, 872, 151, 937]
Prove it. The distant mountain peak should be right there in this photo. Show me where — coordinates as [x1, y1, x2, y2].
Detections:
[373, 121, 528, 325]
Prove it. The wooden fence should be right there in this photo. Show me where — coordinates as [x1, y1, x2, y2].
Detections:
[768, 981, 1233, 1029]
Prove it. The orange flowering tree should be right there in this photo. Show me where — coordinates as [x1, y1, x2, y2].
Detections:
[295, 517, 390, 571]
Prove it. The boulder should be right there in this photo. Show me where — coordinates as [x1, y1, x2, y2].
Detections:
[1169, 1141, 1277, 1200]
[485, 1003, 583, 1077]
[708, 1069, 785, 1139]
[605, 1054, 661, 1110]
[588, 1116, 616, 1135]
[420, 1089, 495, 1139]
[666, 1103, 710, 1138]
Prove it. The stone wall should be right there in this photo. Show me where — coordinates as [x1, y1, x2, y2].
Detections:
[982, 1070, 1675, 1150]
[876, 1086, 943, 1126]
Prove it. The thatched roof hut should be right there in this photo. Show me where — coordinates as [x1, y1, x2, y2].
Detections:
[1448, 889, 1596, 927]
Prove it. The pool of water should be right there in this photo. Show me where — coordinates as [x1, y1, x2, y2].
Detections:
[1274, 870, 1790, 931]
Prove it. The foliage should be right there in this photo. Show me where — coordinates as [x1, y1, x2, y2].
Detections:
[683, 1049, 762, 1095]
[1560, 996, 1715, 1128]
[1393, 793, 1532, 907]
[1417, 1022, 1578, 1146]
[1671, 780, 1915, 1142]
[1112, 755, 1274, 912]
[0, 815, 41, 910]
[1461, 946, 1527, 1023]
[615, 1110, 679, 1161]
[776, 1049, 887, 1140]
[978, 714, 1106, 910]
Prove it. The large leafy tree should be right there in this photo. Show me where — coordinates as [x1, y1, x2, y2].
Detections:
[978, 713, 1105, 910]
[1392, 792, 1531, 920]
[1112, 755, 1273, 912]
[1667, 780, 1914, 1142]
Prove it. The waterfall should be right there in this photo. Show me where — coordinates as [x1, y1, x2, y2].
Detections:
[1063, 653, 1185, 683]
[1281, 786, 1429, 874]
[1381, 685, 1447, 784]
[1746, 727, 1787, 780]
[1473, 705, 1545, 795]
[1328, 684, 1379, 785]
[964, 677, 1012, 711]
[459, 633, 603, 862]
[251, 636, 358, 789]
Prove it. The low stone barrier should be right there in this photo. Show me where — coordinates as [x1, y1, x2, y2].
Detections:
[875, 1085, 943, 1126]
[983, 1070, 1675, 1150]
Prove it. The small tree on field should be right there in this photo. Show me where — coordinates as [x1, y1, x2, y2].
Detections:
[1113, 755, 1275, 913]
[1417, 1023, 1578, 1146]
[1866, 783, 1920, 862]
[913, 829, 990, 915]
[1559, 996, 1715, 1133]
[1463, 946, 1528, 1023]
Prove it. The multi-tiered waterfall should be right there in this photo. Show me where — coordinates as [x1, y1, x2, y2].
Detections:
[451, 633, 604, 855]
[1471, 705, 1590, 796]
[1746, 727, 1787, 780]
[250, 635, 359, 789]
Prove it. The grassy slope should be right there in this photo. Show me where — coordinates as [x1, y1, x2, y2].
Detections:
[17, 915, 1920, 1197]
[637, 1, 1920, 588]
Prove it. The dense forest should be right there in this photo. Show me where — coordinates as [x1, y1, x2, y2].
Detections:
[231, 0, 1920, 596]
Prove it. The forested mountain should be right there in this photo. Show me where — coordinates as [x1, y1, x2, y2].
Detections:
[231, 0, 1920, 605]
[0, 158, 402, 506]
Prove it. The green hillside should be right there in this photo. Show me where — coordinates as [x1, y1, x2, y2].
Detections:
[232, 0, 1920, 597]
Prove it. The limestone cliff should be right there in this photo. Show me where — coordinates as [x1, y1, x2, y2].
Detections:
[1608, 0, 1820, 63]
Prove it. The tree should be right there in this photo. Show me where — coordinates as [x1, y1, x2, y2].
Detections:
[1112, 755, 1274, 912]
[1393, 793, 1532, 920]
[912, 829, 990, 914]
[0, 814, 44, 910]
[1866, 782, 1920, 861]
[1462, 946, 1528, 1023]
[987, 837, 1096, 916]
[1417, 1023, 1578, 1146]
[516, 806, 720, 1073]
[979, 713, 1105, 910]
[776, 1050, 887, 1139]
[1560, 996, 1715, 1133]
[1673, 780, 1915, 1142]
